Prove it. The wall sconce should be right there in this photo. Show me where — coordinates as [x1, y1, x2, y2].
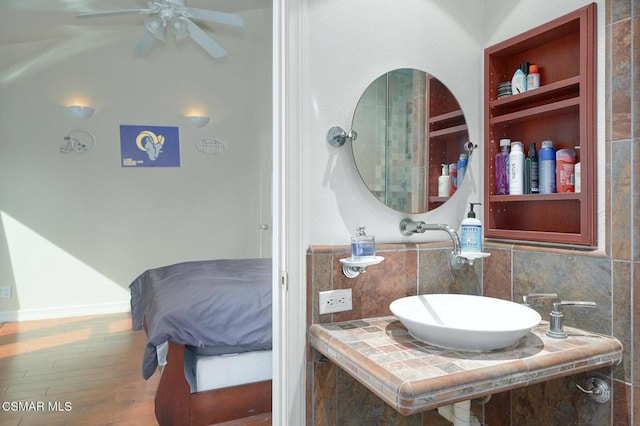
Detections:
[187, 115, 210, 128]
[67, 105, 95, 119]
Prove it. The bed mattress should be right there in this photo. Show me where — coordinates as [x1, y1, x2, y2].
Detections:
[183, 348, 273, 393]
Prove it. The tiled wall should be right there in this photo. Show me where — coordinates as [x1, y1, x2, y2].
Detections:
[306, 243, 483, 425]
[306, 1, 639, 424]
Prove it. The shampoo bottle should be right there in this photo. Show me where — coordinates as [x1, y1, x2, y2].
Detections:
[508, 141, 525, 195]
[438, 164, 451, 197]
[460, 203, 482, 253]
[494, 138, 510, 195]
[351, 226, 375, 260]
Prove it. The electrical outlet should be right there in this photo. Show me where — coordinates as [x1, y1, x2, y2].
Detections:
[1, 286, 11, 299]
[319, 289, 352, 314]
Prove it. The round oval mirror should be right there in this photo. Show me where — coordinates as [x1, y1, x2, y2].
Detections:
[351, 68, 470, 214]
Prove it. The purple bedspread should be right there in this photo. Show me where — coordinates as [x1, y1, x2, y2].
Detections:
[129, 258, 272, 379]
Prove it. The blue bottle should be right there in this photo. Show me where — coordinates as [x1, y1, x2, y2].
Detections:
[457, 154, 468, 186]
[538, 140, 556, 194]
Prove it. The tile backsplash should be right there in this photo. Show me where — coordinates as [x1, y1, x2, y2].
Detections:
[306, 241, 629, 425]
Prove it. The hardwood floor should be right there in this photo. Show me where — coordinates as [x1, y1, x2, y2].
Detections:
[0, 312, 161, 425]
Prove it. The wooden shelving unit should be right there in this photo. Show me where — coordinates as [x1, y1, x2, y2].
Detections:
[483, 3, 596, 246]
[427, 76, 469, 210]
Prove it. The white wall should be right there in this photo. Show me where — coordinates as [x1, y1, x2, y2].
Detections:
[303, 0, 484, 246]
[0, 7, 272, 320]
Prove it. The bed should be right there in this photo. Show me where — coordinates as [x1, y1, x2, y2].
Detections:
[129, 258, 273, 425]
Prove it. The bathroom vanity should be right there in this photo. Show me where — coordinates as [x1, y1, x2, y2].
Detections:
[309, 316, 622, 416]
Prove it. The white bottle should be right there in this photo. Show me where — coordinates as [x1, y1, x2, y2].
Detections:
[460, 203, 482, 253]
[508, 141, 525, 195]
[511, 68, 527, 94]
[438, 164, 451, 197]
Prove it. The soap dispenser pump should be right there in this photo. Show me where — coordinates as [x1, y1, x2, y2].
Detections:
[351, 226, 375, 260]
[460, 203, 482, 253]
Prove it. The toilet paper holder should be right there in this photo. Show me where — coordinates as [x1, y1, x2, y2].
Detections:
[576, 377, 610, 403]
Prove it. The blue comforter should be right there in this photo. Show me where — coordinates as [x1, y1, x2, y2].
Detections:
[129, 258, 272, 379]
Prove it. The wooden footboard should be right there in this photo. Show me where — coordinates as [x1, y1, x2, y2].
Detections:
[155, 341, 272, 426]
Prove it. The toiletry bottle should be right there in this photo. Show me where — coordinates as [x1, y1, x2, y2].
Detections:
[511, 63, 528, 94]
[527, 64, 540, 90]
[556, 149, 576, 192]
[449, 162, 458, 195]
[351, 226, 375, 260]
[525, 142, 539, 194]
[494, 138, 510, 195]
[538, 140, 556, 194]
[457, 154, 468, 186]
[508, 141, 525, 195]
[438, 164, 451, 197]
[460, 203, 482, 253]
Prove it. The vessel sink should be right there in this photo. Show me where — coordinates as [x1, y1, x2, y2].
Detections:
[389, 294, 542, 352]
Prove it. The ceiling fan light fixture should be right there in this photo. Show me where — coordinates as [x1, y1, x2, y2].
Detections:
[171, 17, 189, 41]
[144, 15, 166, 40]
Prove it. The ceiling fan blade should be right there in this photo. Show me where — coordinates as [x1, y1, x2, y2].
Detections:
[183, 7, 244, 27]
[134, 29, 156, 55]
[185, 19, 226, 58]
[76, 9, 153, 20]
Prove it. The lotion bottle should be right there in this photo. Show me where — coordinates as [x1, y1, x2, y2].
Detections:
[351, 226, 375, 260]
[438, 164, 451, 197]
[460, 203, 482, 253]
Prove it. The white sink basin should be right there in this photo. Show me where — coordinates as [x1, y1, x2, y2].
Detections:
[389, 294, 542, 352]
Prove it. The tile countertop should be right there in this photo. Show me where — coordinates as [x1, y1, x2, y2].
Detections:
[308, 317, 623, 416]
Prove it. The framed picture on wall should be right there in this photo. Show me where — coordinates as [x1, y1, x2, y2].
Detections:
[120, 125, 180, 167]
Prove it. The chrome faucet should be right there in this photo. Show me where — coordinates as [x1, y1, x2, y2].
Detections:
[399, 219, 470, 269]
[546, 300, 596, 338]
[522, 293, 558, 307]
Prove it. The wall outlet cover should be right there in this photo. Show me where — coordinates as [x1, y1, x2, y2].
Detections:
[1, 286, 11, 299]
[319, 289, 353, 314]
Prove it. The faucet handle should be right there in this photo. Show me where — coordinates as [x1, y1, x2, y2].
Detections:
[546, 300, 596, 339]
[551, 300, 597, 311]
[522, 292, 558, 307]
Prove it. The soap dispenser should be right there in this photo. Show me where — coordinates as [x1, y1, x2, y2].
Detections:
[351, 226, 375, 260]
[460, 203, 482, 253]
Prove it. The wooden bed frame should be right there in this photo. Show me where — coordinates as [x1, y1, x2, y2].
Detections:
[154, 341, 272, 426]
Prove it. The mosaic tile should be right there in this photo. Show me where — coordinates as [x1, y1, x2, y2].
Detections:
[309, 317, 622, 415]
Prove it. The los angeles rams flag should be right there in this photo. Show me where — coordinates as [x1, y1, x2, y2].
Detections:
[120, 125, 180, 167]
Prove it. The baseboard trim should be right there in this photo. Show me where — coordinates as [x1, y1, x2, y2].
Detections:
[0, 302, 131, 322]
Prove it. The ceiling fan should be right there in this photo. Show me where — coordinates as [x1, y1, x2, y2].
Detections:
[75, 0, 243, 59]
